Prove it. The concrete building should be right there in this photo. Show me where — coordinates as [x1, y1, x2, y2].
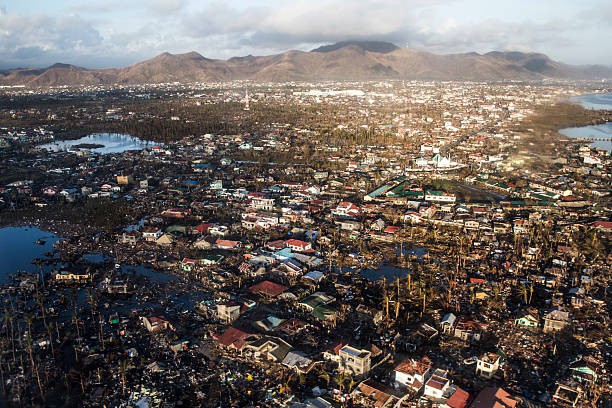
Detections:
[339, 345, 371, 376]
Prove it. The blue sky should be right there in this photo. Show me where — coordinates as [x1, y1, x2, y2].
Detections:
[1, 0, 610, 68]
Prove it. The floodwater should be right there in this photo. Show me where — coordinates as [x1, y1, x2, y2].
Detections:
[360, 265, 411, 281]
[38, 133, 158, 154]
[0, 226, 60, 283]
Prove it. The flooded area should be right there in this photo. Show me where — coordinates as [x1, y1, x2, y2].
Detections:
[0, 226, 60, 283]
[360, 265, 411, 281]
[38, 133, 158, 154]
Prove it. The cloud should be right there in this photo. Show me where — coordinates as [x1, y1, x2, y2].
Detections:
[0, 11, 103, 66]
[152, 0, 186, 15]
[0, 0, 609, 68]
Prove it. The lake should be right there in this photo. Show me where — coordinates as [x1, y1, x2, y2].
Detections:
[38, 133, 158, 154]
[0, 226, 60, 283]
[559, 122, 612, 151]
[570, 93, 612, 110]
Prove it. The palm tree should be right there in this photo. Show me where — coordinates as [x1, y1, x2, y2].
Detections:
[119, 359, 129, 395]
[318, 371, 330, 388]
[24, 314, 44, 399]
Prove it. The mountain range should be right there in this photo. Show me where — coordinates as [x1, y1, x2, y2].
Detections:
[1, 41, 611, 87]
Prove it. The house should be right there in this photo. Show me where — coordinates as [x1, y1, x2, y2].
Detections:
[336, 220, 362, 231]
[248, 280, 288, 298]
[142, 226, 163, 241]
[156, 233, 174, 246]
[440, 313, 457, 334]
[118, 231, 139, 245]
[394, 356, 432, 390]
[552, 382, 582, 407]
[243, 336, 292, 363]
[217, 302, 242, 323]
[355, 304, 384, 325]
[514, 313, 539, 329]
[592, 220, 612, 232]
[425, 190, 456, 203]
[338, 345, 371, 376]
[249, 193, 275, 211]
[543, 308, 571, 333]
[194, 236, 212, 249]
[54, 269, 91, 282]
[216, 327, 255, 351]
[282, 351, 314, 373]
[423, 369, 450, 400]
[383, 225, 400, 235]
[298, 292, 335, 312]
[353, 380, 399, 408]
[454, 318, 484, 342]
[202, 254, 224, 265]
[470, 387, 517, 408]
[286, 238, 312, 252]
[140, 316, 173, 333]
[404, 211, 423, 224]
[476, 353, 501, 379]
[209, 225, 229, 237]
[442, 387, 471, 408]
[180, 258, 197, 272]
[192, 222, 211, 235]
[215, 239, 241, 250]
[569, 356, 599, 384]
[332, 201, 361, 217]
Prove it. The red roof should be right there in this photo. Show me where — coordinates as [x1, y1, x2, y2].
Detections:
[193, 223, 211, 233]
[384, 226, 400, 234]
[445, 387, 470, 408]
[471, 387, 517, 408]
[286, 238, 310, 249]
[217, 327, 251, 349]
[248, 280, 288, 297]
[216, 239, 240, 248]
[593, 221, 612, 230]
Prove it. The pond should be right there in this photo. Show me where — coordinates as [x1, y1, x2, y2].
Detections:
[38, 133, 158, 154]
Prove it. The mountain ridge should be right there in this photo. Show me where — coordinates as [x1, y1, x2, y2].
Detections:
[1, 42, 611, 86]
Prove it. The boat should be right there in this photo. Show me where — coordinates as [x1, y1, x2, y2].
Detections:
[36, 239, 46, 245]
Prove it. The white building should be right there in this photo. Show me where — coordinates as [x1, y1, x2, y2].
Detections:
[476, 353, 501, 379]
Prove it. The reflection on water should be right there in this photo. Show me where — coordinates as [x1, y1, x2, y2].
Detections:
[0, 226, 60, 283]
[38, 133, 158, 154]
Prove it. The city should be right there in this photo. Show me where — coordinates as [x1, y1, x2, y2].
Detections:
[0, 79, 609, 407]
[0, 0, 611, 407]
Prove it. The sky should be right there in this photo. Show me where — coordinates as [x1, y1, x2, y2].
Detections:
[0, 0, 610, 69]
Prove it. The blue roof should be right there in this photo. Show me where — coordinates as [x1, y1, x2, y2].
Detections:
[273, 247, 294, 260]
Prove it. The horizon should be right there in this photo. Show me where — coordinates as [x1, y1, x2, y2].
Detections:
[1, 0, 611, 70]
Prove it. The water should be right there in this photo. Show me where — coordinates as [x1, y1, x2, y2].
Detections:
[570, 93, 612, 110]
[360, 265, 411, 281]
[38, 133, 158, 154]
[0, 226, 60, 283]
[78, 253, 175, 283]
[121, 264, 176, 283]
[559, 122, 612, 151]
